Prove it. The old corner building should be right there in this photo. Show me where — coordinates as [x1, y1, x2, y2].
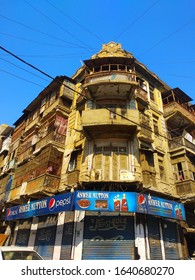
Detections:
[0, 42, 195, 260]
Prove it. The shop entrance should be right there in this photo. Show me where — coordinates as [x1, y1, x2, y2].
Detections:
[82, 214, 135, 259]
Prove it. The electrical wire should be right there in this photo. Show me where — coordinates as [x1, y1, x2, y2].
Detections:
[137, 17, 195, 58]
[24, 0, 95, 52]
[0, 56, 50, 83]
[45, 0, 105, 44]
[0, 14, 90, 49]
[114, 0, 160, 40]
[0, 68, 44, 88]
[0, 32, 86, 48]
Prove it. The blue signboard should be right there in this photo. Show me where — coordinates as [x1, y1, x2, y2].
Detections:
[75, 191, 137, 213]
[75, 191, 186, 221]
[5, 192, 74, 221]
[5, 191, 186, 221]
[136, 193, 186, 221]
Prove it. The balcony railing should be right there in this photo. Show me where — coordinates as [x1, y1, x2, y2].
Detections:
[82, 108, 139, 129]
[163, 100, 195, 123]
[7, 174, 60, 203]
[35, 131, 65, 150]
[84, 71, 137, 86]
[168, 136, 195, 153]
[176, 179, 195, 198]
[25, 174, 60, 198]
[135, 87, 148, 104]
[17, 131, 65, 163]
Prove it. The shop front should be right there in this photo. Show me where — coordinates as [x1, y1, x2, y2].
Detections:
[5, 190, 187, 260]
[74, 191, 186, 260]
[82, 213, 135, 260]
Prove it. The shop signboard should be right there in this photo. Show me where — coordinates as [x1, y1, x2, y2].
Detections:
[5, 192, 74, 221]
[75, 191, 186, 221]
[75, 191, 137, 213]
[5, 191, 186, 221]
[136, 193, 186, 220]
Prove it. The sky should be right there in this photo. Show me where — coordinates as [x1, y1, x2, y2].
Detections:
[0, 0, 195, 126]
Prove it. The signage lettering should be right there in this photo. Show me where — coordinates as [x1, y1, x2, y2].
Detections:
[6, 191, 186, 221]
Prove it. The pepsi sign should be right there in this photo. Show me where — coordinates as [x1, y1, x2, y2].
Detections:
[5, 192, 74, 221]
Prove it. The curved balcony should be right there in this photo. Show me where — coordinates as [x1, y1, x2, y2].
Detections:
[81, 108, 139, 137]
[84, 71, 137, 96]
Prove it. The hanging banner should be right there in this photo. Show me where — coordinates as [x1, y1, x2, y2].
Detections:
[5, 192, 74, 221]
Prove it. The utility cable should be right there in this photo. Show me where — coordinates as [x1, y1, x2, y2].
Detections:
[45, 0, 105, 44]
[24, 0, 94, 52]
[0, 14, 89, 49]
[0, 68, 44, 88]
[137, 17, 195, 58]
[0, 56, 50, 83]
[0, 32, 85, 48]
[114, 0, 160, 40]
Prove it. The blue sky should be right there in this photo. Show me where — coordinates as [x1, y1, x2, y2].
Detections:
[0, 0, 195, 126]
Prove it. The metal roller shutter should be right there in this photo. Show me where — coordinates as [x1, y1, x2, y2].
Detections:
[161, 220, 180, 260]
[60, 212, 74, 260]
[147, 216, 163, 260]
[15, 218, 32, 247]
[34, 214, 58, 260]
[82, 215, 135, 260]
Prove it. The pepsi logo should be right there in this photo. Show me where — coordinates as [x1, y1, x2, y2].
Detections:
[49, 198, 56, 211]
[7, 209, 11, 216]
[138, 194, 146, 205]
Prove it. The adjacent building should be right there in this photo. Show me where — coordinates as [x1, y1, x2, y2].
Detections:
[0, 42, 194, 259]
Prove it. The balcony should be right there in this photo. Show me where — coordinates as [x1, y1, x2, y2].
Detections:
[17, 131, 65, 164]
[168, 136, 195, 155]
[137, 113, 153, 143]
[35, 131, 65, 151]
[176, 179, 195, 202]
[81, 108, 139, 137]
[84, 71, 137, 96]
[25, 174, 60, 198]
[162, 88, 195, 130]
[85, 71, 136, 85]
[7, 174, 60, 203]
[135, 87, 149, 105]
